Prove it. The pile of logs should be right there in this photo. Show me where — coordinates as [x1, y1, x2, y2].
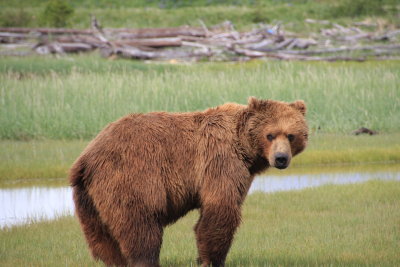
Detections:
[0, 18, 399, 62]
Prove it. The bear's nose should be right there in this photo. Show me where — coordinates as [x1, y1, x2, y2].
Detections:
[274, 153, 288, 169]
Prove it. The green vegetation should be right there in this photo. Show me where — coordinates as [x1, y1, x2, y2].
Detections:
[0, 55, 398, 181]
[0, 8, 31, 27]
[1, 56, 399, 140]
[295, 133, 400, 166]
[0, 0, 398, 30]
[331, 0, 398, 18]
[0, 139, 87, 183]
[1, 181, 399, 266]
[39, 0, 74, 27]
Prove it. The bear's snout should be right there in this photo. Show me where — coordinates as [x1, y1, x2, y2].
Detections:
[274, 152, 289, 169]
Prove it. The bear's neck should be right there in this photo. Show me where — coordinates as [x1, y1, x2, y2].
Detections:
[248, 156, 269, 175]
[235, 109, 270, 175]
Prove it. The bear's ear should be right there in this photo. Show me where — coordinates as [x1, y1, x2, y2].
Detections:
[290, 100, 306, 116]
[248, 97, 269, 111]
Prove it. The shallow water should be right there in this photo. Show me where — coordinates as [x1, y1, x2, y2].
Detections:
[0, 187, 74, 228]
[1, 165, 399, 228]
[250, 170, 400, 194]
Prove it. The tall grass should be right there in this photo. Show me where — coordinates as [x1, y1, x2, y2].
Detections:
[1, 0, 398, 30]
[0, 139, 88, 183]
[1, 57, 399, 139]
[1, 181, 399, 266]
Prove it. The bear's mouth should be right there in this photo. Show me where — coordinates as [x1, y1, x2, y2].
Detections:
[275, 164, 288, 170]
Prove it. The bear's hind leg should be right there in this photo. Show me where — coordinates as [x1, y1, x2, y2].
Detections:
[83, 218, 127, 266]
[73, 186, 127, 266]
[111, 212, 164, 267]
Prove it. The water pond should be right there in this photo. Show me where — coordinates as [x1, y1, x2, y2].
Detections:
[1, 164, 399, 228]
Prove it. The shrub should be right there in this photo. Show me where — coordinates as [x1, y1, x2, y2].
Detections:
[39, 0, 74, 27]
[330, 0, 393, 18]
[0, 9, 32, 27]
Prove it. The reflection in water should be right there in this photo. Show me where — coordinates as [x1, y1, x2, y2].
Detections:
[0, 187, 74, 228]
[1, 170, 399, 228]
[249, 171, 400, 194]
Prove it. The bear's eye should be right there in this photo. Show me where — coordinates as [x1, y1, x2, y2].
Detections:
[287, 134, 295, 142]
[267, 134, 275, 141]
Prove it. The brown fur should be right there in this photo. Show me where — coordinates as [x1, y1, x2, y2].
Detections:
[70, 97, 308, 267]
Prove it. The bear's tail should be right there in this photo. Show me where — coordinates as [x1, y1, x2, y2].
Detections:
[69, 158, 127, 266]
[69, 158, 85, 187]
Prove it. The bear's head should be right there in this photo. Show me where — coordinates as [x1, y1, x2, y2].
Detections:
[245, 97, 308, 170]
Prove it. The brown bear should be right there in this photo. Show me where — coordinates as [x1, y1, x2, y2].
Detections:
[70, 97, 308, 267]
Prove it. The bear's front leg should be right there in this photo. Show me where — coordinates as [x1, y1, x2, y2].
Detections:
[195, 204, 241, 267]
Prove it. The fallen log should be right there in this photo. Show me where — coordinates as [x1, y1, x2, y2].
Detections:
[286, 38, 317, 49]
[232, 46, 266, 57]
[244, 39, 275, 50]
[273, 44, 400, 55]
[113, 26, 206, 39]
[0, 32, 32, 43]
[259, 52, 365, 62]
[251, 38, 295, 52]
[112, 46, 212, 60]
[52, 35, 104, 47]
[34, 42, 94, 54]
[114, 37, 182, 48]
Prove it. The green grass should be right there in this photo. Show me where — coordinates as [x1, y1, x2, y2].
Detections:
[1, 56, 399, 140]
[0, 0, 398, 31]
[0, 139, 87, 184]
[0, 56, 399, 181]
[1, 180, 399, 266]
[295, 133, 400, 166]
[1, 133, 399, 185]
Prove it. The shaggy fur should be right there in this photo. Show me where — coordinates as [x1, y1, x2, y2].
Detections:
[70, 97, 308, 267]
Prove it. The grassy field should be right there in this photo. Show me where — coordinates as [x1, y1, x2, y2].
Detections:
[1, 180, 399, 266]
[0, 55, 399, 181]
[1, 0, 398, 31]
[1, 56, 399, 140]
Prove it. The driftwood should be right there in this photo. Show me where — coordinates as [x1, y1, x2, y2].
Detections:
[278, 44, 400, 55]
[114, 38, 182, 48]
[107, 46, 212, 60]
[34, 42, 93, 54]
[0, 18, 399, 62]
[112, 26, 206, 39]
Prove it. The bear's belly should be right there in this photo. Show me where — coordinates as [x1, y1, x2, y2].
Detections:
[162, 193, 200, 225]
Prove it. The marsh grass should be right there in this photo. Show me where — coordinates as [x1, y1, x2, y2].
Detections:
[1, 181, 399, 266]
[1, 56, 399, 140]
[0, 139, 88, 183]
[1, 56, 399, 181]
[1, 0, 398, 31]
[296, 133, 400, 166]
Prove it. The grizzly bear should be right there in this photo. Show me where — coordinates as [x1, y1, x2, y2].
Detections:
[70, 97, 308, 267]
